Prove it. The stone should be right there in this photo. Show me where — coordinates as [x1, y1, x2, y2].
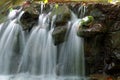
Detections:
[84, 34, 105, 75]
[43, 4, 53, 13]
[109, 21, 120, 32]
[20, 11, 39, 30]
[107, 31, 120, 62]
[50, 5, 71, 26]
[90, 9, 105, 22]
[77, 16, 95, 37]
[77, 23, 106, 37]
[104, 57, 120, 76]
[110, 31, 120, 49]
[52, 26, 67, 45]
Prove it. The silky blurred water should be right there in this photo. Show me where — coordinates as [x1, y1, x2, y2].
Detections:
[0, 6, 87, 80]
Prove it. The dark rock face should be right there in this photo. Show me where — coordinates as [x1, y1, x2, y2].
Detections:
[52, 26, 67, 45]
[20, 11, 39, 30]
[105, 31, 120, 76]
[77, 23, 106, 37]
[74, 3, 120, 76]
[83, 3, 120, 34]
[51, 5, 71, 45]
[84, 34, 105, 75]
[110, 21, 120, 32]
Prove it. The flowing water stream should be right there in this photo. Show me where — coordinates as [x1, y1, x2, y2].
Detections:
[0, 5, 87, 80]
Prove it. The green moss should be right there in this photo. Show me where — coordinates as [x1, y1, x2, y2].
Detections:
[79, 16, 94, 28]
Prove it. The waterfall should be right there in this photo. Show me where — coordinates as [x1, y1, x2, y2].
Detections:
[18, 13, 57, 80]
[57, 19, 85, 80]
[0, 6, 87, 80]
[0, 21, 10, 38]
[0, 19, 25, 74]
[0, 23, 3, 32]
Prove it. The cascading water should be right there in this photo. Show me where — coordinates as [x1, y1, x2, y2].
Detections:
[78, 5, 86, 18]
[58, 19, 85, 80]
[0, 21, 10, 38]
[0, 5, 87, 80]
[0, 23, 3, 32]
[0, 19, 25, 74]
[17, 13, 57, 80]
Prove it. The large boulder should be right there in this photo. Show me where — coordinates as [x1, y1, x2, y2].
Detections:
[51, 5, 71, 45]
[52, 26, 67, 45]
[50, 5, 71, 26]
[20, 11, 39, 30]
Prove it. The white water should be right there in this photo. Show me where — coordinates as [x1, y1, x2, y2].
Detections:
[78, 5, 86, 18]
[0, 8, 87, 80]
[18, 14, 57, 79]
[57, 20, 85, 80]
[0, 23, 3, 32]
[0, 19, 25, 74]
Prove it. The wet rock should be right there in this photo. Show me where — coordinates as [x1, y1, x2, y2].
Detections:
[50, 5, 71, 45]
[113, 49, 120, 60]
[107, 31, 120, 61]
[19, 1, 39, 30]
[20, 11, 39, 30]
[90, 9, 105, 22]
[100, 31, 120, 76]
[109, 21, 120, 32]
[52, 26, 67, 45]
[84, 34, 105, 74]
[104, 57, 120, 76]
[110, 31, 120, 49]
[77, 23, 106, 37]
[23, 1, 39, 15]
[43, 4, 54, 13]
[50, 5, 71, 26]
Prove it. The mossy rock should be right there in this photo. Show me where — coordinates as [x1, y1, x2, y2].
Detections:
[52, 26, 67, 45]
[50, 5, 71, 26]
[81, 16, 94, 27]
[20, 11, 39, 30]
